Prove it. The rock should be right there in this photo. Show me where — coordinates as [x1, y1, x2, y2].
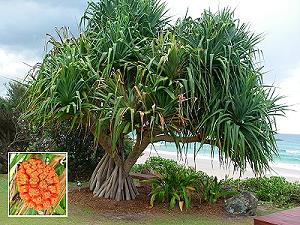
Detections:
[224, 191, 258, 216]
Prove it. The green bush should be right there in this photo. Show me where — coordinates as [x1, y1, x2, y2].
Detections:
[134, 157, 300, 208]
[134, 156, 234, 209]
[194, 175, 236, 204]
[150, 165, 198, 210]
[231, 176, 300, 208]
[131, 156, 181, 173]
[146, 156, 181, 173]
[134, 157, 197, 210]
[131, 163, 147, 173]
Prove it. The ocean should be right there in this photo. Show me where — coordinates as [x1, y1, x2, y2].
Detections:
[275, 133, 300, 165]
[148, 133, 300, 166]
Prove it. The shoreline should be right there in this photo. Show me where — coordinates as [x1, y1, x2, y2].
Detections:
[137, 149, 300, 182]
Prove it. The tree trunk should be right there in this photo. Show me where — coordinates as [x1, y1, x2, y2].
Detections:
[89, 153, 138, 200]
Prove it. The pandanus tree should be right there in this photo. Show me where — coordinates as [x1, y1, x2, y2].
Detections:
[23, 0, 285, 200]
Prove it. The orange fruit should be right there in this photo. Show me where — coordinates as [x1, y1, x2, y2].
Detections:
[16, 158, 61, 211]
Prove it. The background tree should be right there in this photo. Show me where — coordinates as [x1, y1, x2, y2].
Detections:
[23, 0, 285, 200]
[0, 82, 26, 173]
[0, 81, 102, 179]
[51, 123, 104, 182]
[0, 82, 26, 144]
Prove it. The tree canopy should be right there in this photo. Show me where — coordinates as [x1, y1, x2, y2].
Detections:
[24, 0, 285, 179]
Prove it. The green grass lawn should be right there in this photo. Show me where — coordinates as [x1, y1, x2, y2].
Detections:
[0, 174, 251, 225]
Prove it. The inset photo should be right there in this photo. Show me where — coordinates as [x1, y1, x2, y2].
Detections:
[8, 152, 67, 217]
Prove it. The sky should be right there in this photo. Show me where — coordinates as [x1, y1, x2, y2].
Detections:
[0, 0, 299, 134]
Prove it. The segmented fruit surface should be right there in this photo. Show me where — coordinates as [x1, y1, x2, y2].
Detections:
[16, 158, 60, 210]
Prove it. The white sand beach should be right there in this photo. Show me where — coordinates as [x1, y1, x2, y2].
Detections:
[137, 149, 300, 182]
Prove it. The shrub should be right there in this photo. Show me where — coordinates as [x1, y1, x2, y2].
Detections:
[131, 163, 146, 173]
[131, 156, 181, 174]
[150, 166, 198, 210]
[145, 156, 182, 174]
[135, 157, 197, 210]
[134, 157, 300, 208]
[231, 176, 300, 208]
[134, 156, 236, 208]
[193, 174, 237, 204]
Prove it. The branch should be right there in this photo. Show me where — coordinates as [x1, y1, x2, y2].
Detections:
[123, 130, 151, 173]
[124, 131, 216, 173]
[153, 133, 212, 145]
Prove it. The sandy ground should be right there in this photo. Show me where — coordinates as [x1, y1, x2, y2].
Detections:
[137, 149, 300, 182]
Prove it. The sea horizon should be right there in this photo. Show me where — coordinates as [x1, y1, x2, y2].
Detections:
[145, 133, 300, 168]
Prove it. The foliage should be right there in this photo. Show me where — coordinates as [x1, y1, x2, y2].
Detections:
[0, 82, 104, 180]
[134, 157, 236, 206]
[195, 175, 236, 204]
[22, 0, 286, 177]
[133, 157, 198, 210]
[0, 107, 16, 147]
[0, 82, 28, 145]
[131, 163, 146, 173]
[51, 126, 134, 181]
[0, 82, 27, 173]
[144, 158, 300, 208]
[19, 122, 106, 182]
[132, 156, 181, 174]
[231, 176, 300, 208]
[0, 82, 24, 146]
[149, 165, 198, 210]
[51, 124, 104, 181]
[4, 82, 27, 110]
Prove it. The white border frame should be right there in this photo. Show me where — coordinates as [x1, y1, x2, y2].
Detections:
[7, 152, 68, 217]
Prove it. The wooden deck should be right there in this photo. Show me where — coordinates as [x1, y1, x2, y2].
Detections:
[254, 207, 300, 225]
